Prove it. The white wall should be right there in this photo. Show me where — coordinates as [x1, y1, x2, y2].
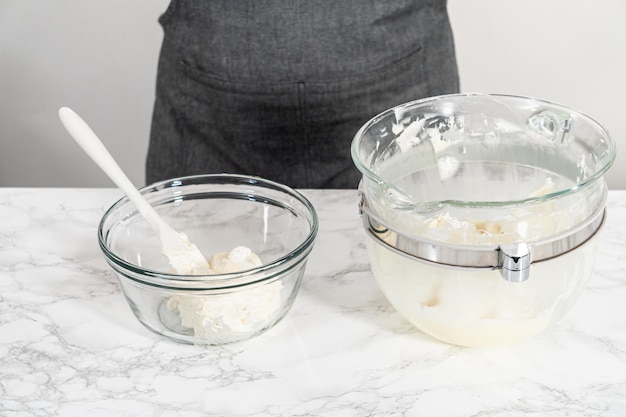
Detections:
[0, 0, 624, 189]
[0, 0, 168, 188]
[448, 0, 625, 189]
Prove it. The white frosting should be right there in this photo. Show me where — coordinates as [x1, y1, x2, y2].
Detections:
[395, 179, 568, 245]
[208, 246, 263, 274]
[368, 178, 596, 347]
[392, 118, 460, 181]
[369, 235, 595, 347]
[166, 246, 282, 338]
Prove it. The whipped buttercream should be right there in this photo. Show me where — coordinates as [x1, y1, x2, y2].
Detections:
[368, 178, 594, 346]
[166, 246, 282, 338]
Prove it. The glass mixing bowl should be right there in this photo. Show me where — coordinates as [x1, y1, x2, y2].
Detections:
[98, 174, 318, 345]
[352, 94, 616, 347]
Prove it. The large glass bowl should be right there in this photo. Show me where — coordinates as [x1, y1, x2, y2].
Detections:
[351, 94, 616, 347]
[98, 174, 318, 345]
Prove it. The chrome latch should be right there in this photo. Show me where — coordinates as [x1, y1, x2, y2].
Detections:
[499, 243, 531, 282]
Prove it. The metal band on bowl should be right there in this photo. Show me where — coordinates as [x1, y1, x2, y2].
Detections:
[359, 192, 606, 282]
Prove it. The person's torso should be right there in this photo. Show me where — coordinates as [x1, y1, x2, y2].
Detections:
[161, 0, 450, 82]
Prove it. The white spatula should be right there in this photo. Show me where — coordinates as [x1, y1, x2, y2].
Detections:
[58, 107, 209, 275]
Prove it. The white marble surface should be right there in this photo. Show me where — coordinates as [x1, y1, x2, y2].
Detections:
[1, 187, 625, 416]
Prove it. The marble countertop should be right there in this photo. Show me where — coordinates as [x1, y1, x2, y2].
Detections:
[1, 187, 625, 416]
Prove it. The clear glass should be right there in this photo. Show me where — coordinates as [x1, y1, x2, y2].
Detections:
[98, 174, 318, 345]
[351, 94, 615, 347]
[367, 234, 597, 347]
[352, 94, 615, 245]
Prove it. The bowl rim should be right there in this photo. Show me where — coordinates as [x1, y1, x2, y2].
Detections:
[97, 173, 319, 288]
[350, 93, 617, 210]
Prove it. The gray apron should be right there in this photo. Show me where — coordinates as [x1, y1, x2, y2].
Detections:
[146, 0, 459, 188]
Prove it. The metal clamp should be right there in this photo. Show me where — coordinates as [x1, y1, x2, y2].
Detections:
[498, 243, 531, 283]
[360, 191, 606, 282]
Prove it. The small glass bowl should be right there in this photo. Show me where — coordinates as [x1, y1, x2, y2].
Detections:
[98, 174, 318, 345]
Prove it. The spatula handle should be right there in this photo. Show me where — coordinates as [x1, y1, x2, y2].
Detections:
[58, 107, 164, 231]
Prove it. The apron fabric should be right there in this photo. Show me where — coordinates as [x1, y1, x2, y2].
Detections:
[146, 0, 459, 189]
